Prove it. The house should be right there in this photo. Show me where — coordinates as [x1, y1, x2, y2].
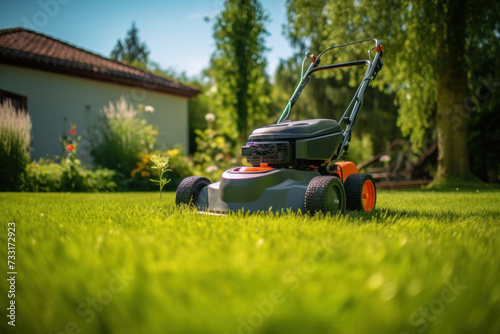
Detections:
[0, 27, 198, 162]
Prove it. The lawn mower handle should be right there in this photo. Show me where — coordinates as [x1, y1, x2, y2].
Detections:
[333, 40, 384, 162]
[277, 39, 384, 162]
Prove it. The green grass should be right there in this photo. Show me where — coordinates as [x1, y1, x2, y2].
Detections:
[1, 190, 499, 334]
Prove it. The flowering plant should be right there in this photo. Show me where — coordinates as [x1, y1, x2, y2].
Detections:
[149, 155, 172, 199]
[60, 123, 81, 165]
[58, 123, 87, 190]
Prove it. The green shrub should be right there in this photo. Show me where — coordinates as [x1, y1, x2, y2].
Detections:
[90, 97, 157, 176]
[60, 162, 86, 191]
[81, 168, 119, 192]
[0, 100, 31, 190]
[22, 159, 118, 192]
[21, 159, 63, 192]
[192, 127, 240, 181]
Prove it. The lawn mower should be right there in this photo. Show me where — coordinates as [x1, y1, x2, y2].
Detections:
[176, 39, 384, 214]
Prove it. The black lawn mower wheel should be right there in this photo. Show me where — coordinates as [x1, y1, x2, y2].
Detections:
[304, 176, 346, 214]
[175, 176, 212, 206]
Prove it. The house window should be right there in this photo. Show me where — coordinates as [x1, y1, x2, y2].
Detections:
[0, 89, 27, 111]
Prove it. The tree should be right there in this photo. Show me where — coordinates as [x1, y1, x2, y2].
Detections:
[285, 0, 500, 184]
[466, 3, 500, 183]
[209, 0, 271, 142]
[110, 22, 150, 65]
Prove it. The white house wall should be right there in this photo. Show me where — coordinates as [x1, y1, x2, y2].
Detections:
[0, 64, 189, 163]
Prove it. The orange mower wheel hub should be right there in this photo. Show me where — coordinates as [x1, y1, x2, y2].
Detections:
[361, 179, 376, 211]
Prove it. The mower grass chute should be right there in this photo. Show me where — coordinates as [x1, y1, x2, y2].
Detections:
[176, 39, 384, 214]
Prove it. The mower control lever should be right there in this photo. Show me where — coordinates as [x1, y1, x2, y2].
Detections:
[371, 60, 384, 81]
[306, 52, 317, 63]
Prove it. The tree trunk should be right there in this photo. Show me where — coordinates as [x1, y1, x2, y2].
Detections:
[434, 0, 471, 182]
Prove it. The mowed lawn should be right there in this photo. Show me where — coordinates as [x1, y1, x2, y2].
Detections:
[1, 189, 499, 334]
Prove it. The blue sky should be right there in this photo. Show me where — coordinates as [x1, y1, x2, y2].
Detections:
[0, 0, 295, 78]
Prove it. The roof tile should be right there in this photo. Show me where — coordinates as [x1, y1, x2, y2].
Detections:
[0, 27, 199, 98]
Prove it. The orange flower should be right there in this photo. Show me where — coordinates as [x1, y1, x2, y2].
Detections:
[66, 144, 75, 152]
[69, 128, 77, 135]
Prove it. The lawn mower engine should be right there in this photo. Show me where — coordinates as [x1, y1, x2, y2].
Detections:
[176, 39, 383, 214]
[242, 119, 342, 170]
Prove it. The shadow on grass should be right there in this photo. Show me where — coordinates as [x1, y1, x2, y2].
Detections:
[344, 206, 499, 222]
[380, 186, 500, 193]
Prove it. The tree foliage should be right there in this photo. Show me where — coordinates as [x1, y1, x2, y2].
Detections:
[285, 0, 500, 182]
[110, 22, 150, 64]
[209, 0, 271, 142]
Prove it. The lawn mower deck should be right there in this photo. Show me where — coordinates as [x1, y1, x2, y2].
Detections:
[176, 39, 383, 214]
